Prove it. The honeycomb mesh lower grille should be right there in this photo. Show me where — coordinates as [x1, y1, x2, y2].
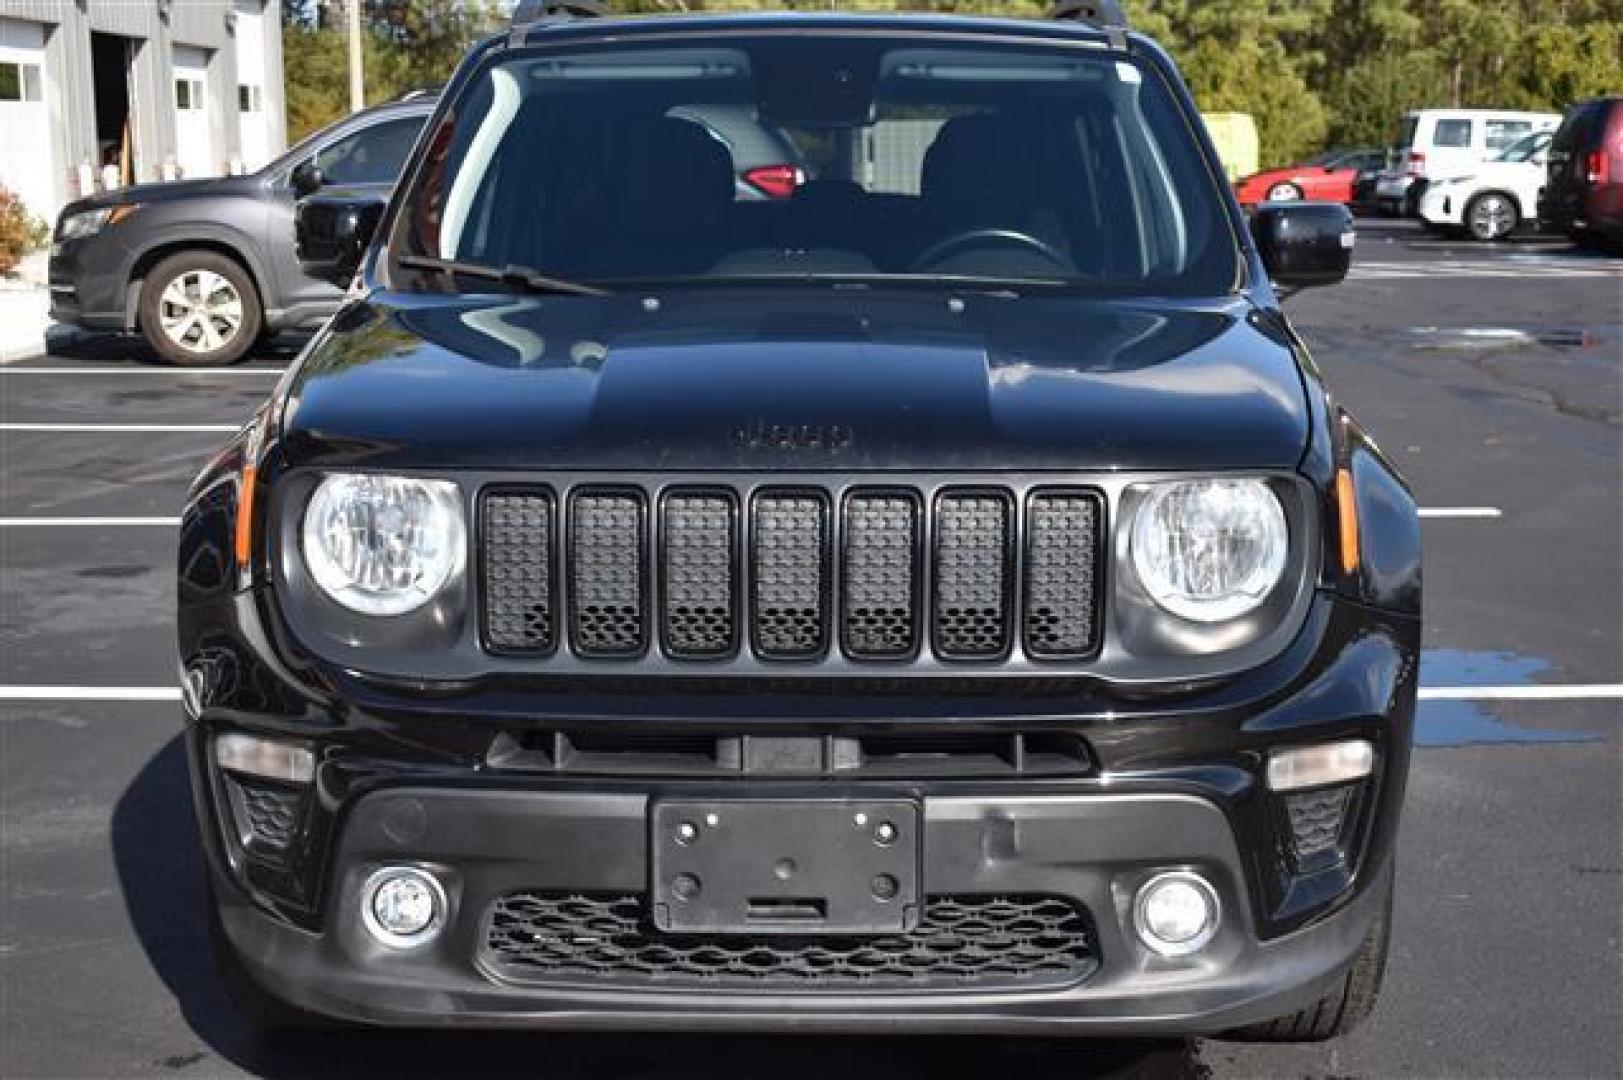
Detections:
[570, 492, 646, 656]
[661, 492, 736, 657]
[751, 493, 828, 658]
[481, 492, 554, 653]
[1285, 785, 1354, 862]
[1024, 493, 1101, 658]
[225, 776, 302, 850]
[483, 893, 1098, 989]
[842, 493, 919, 658]
[933, 492, 1012, 657]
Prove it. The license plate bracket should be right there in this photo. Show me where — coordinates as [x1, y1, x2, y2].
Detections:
[651, 799, 920, 935]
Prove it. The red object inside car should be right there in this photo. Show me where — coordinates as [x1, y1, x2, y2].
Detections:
[743, 164, 806, 199]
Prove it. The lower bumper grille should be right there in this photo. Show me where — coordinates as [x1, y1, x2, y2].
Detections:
[482, 893, 1098, 990]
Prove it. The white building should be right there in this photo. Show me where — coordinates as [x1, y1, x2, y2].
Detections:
[0, 0, 287, 224]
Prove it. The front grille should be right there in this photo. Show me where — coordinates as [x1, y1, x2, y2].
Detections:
[750, 493, 828, 658]
[569, 491, 647, 656]
[841, 493, 919, 658]
[482, 893, 1098, 989]
[933, 492, 1013, 657]
[478, 481, 1102, 666]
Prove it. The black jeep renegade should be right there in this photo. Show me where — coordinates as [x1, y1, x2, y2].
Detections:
[178, 2, 1420, 1042]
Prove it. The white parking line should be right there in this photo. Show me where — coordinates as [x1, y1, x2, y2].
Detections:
[3, 685, 1619, 704]
[0, 367, 284, 376]
[1419, 685, 1623, 701]
[1418, 507, 1503, 519]
[1, 686, 180, 702]
[0, 517, 180, 527]
[0, 423, 239, 433]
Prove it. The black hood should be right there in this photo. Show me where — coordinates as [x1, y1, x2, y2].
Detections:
[278, 288, 1309, 473]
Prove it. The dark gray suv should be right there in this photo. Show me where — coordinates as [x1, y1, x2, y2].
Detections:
[47, 95, 435, 366]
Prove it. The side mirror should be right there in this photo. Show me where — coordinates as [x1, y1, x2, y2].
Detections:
[1251, 201, 1353, 292]
[296, 191, 386, 285]
[290, 160, 325, 199]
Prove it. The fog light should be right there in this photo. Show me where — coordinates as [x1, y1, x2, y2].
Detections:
[1134, 871, 1220, 957]
[361, 867, 446, 947]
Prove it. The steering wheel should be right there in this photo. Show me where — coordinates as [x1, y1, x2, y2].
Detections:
[910, 228, 1070, 273]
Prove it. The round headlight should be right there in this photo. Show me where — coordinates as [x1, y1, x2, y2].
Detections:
[301, 473, 465, 616]
[1130, 479, 1288, 623]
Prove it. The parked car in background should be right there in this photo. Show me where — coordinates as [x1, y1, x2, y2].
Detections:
[48, 94, 436, 366]
[1419, 130, 1551, 241]
[1540, 96, 1623, 252]
[1233, 147, 1384, 206]
[1351, 149, 1394, 211]
[1376, 108, 1560, 216]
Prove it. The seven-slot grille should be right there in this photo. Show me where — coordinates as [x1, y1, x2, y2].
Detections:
[478, 484, 1102, 664]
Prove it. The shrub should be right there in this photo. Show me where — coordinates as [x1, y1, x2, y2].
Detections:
[0, 184, 49, 277]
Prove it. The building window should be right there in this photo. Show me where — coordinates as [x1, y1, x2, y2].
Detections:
[176, 77, 204, 111]
[238, 84, 262, 113]
[0, 61, 43, 103]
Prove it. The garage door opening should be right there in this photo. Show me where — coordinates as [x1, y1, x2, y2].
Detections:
[90, 31, 137, 189]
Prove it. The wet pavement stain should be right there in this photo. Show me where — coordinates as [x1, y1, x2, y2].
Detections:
[1417, 649, 1603, 748]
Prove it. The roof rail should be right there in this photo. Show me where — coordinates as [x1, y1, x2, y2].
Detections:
[1049, 1, 1131, 31]
[510, 0, 608, 25]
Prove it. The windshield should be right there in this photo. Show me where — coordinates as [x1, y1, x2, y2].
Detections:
[394, 35, 1238, 295]
[1494, 131, 1547, 162]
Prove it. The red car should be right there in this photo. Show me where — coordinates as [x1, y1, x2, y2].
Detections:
[1235, 147, 1385, 206]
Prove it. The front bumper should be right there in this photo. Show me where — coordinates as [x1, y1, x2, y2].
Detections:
[206, 780, 1393, 1034]
[185, 586, 1416, 1032]
[47, 234, 132, 331]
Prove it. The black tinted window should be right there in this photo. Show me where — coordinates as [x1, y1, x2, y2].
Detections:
[397, 36, 1239, 295]
[1433, 119, 1473, 148]
[316, 116, 424, 185]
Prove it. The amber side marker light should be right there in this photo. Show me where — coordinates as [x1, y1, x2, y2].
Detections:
[1335, 467, 1359, 574]
[234, 464, 257, 565]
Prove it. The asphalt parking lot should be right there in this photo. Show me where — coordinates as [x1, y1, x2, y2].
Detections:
[1, 218, 1619, 1079]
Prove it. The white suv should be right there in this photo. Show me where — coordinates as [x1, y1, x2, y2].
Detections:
[1419, 131, 1553, 240]
[1376, 108, 1560, 216]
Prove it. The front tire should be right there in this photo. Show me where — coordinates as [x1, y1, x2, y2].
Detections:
[139, 251, 262, 367]
[1465, 193, 1518, 242]
[1225, 864, 1394, 1042]
[1266, 182, 1303, 202]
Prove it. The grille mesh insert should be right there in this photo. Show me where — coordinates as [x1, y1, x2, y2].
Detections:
[1285, 786, 1353, 862]
[570, 492, 646, 656]
[662, 493, 736, 657]
[934, 493, 1012, 657]
[751, 493, 827, 658]
[482, 492, 554, 652]
[842, 493, 919, 658]
[1025, 493, 1101, 657]
[225, 777, 301, 850]
[483, 893, 1097, 989]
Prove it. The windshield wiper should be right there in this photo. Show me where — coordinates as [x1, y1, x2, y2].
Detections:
[396, 253, 609, 297]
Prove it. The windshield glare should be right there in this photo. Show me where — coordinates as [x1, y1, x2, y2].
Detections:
[397, 36, 1237, 294]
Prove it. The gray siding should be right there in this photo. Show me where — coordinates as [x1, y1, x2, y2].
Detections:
[0, 0, 284, 215]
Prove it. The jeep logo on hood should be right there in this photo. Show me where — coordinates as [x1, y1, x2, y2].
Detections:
[731, 420, 855, 453]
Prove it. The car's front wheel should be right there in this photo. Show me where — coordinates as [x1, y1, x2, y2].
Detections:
[1465, 192, 1518, 242]
[139, 251, 262, 366]
[1266, 182, 1303, 202]
[1224, 862, 1394, 1042]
